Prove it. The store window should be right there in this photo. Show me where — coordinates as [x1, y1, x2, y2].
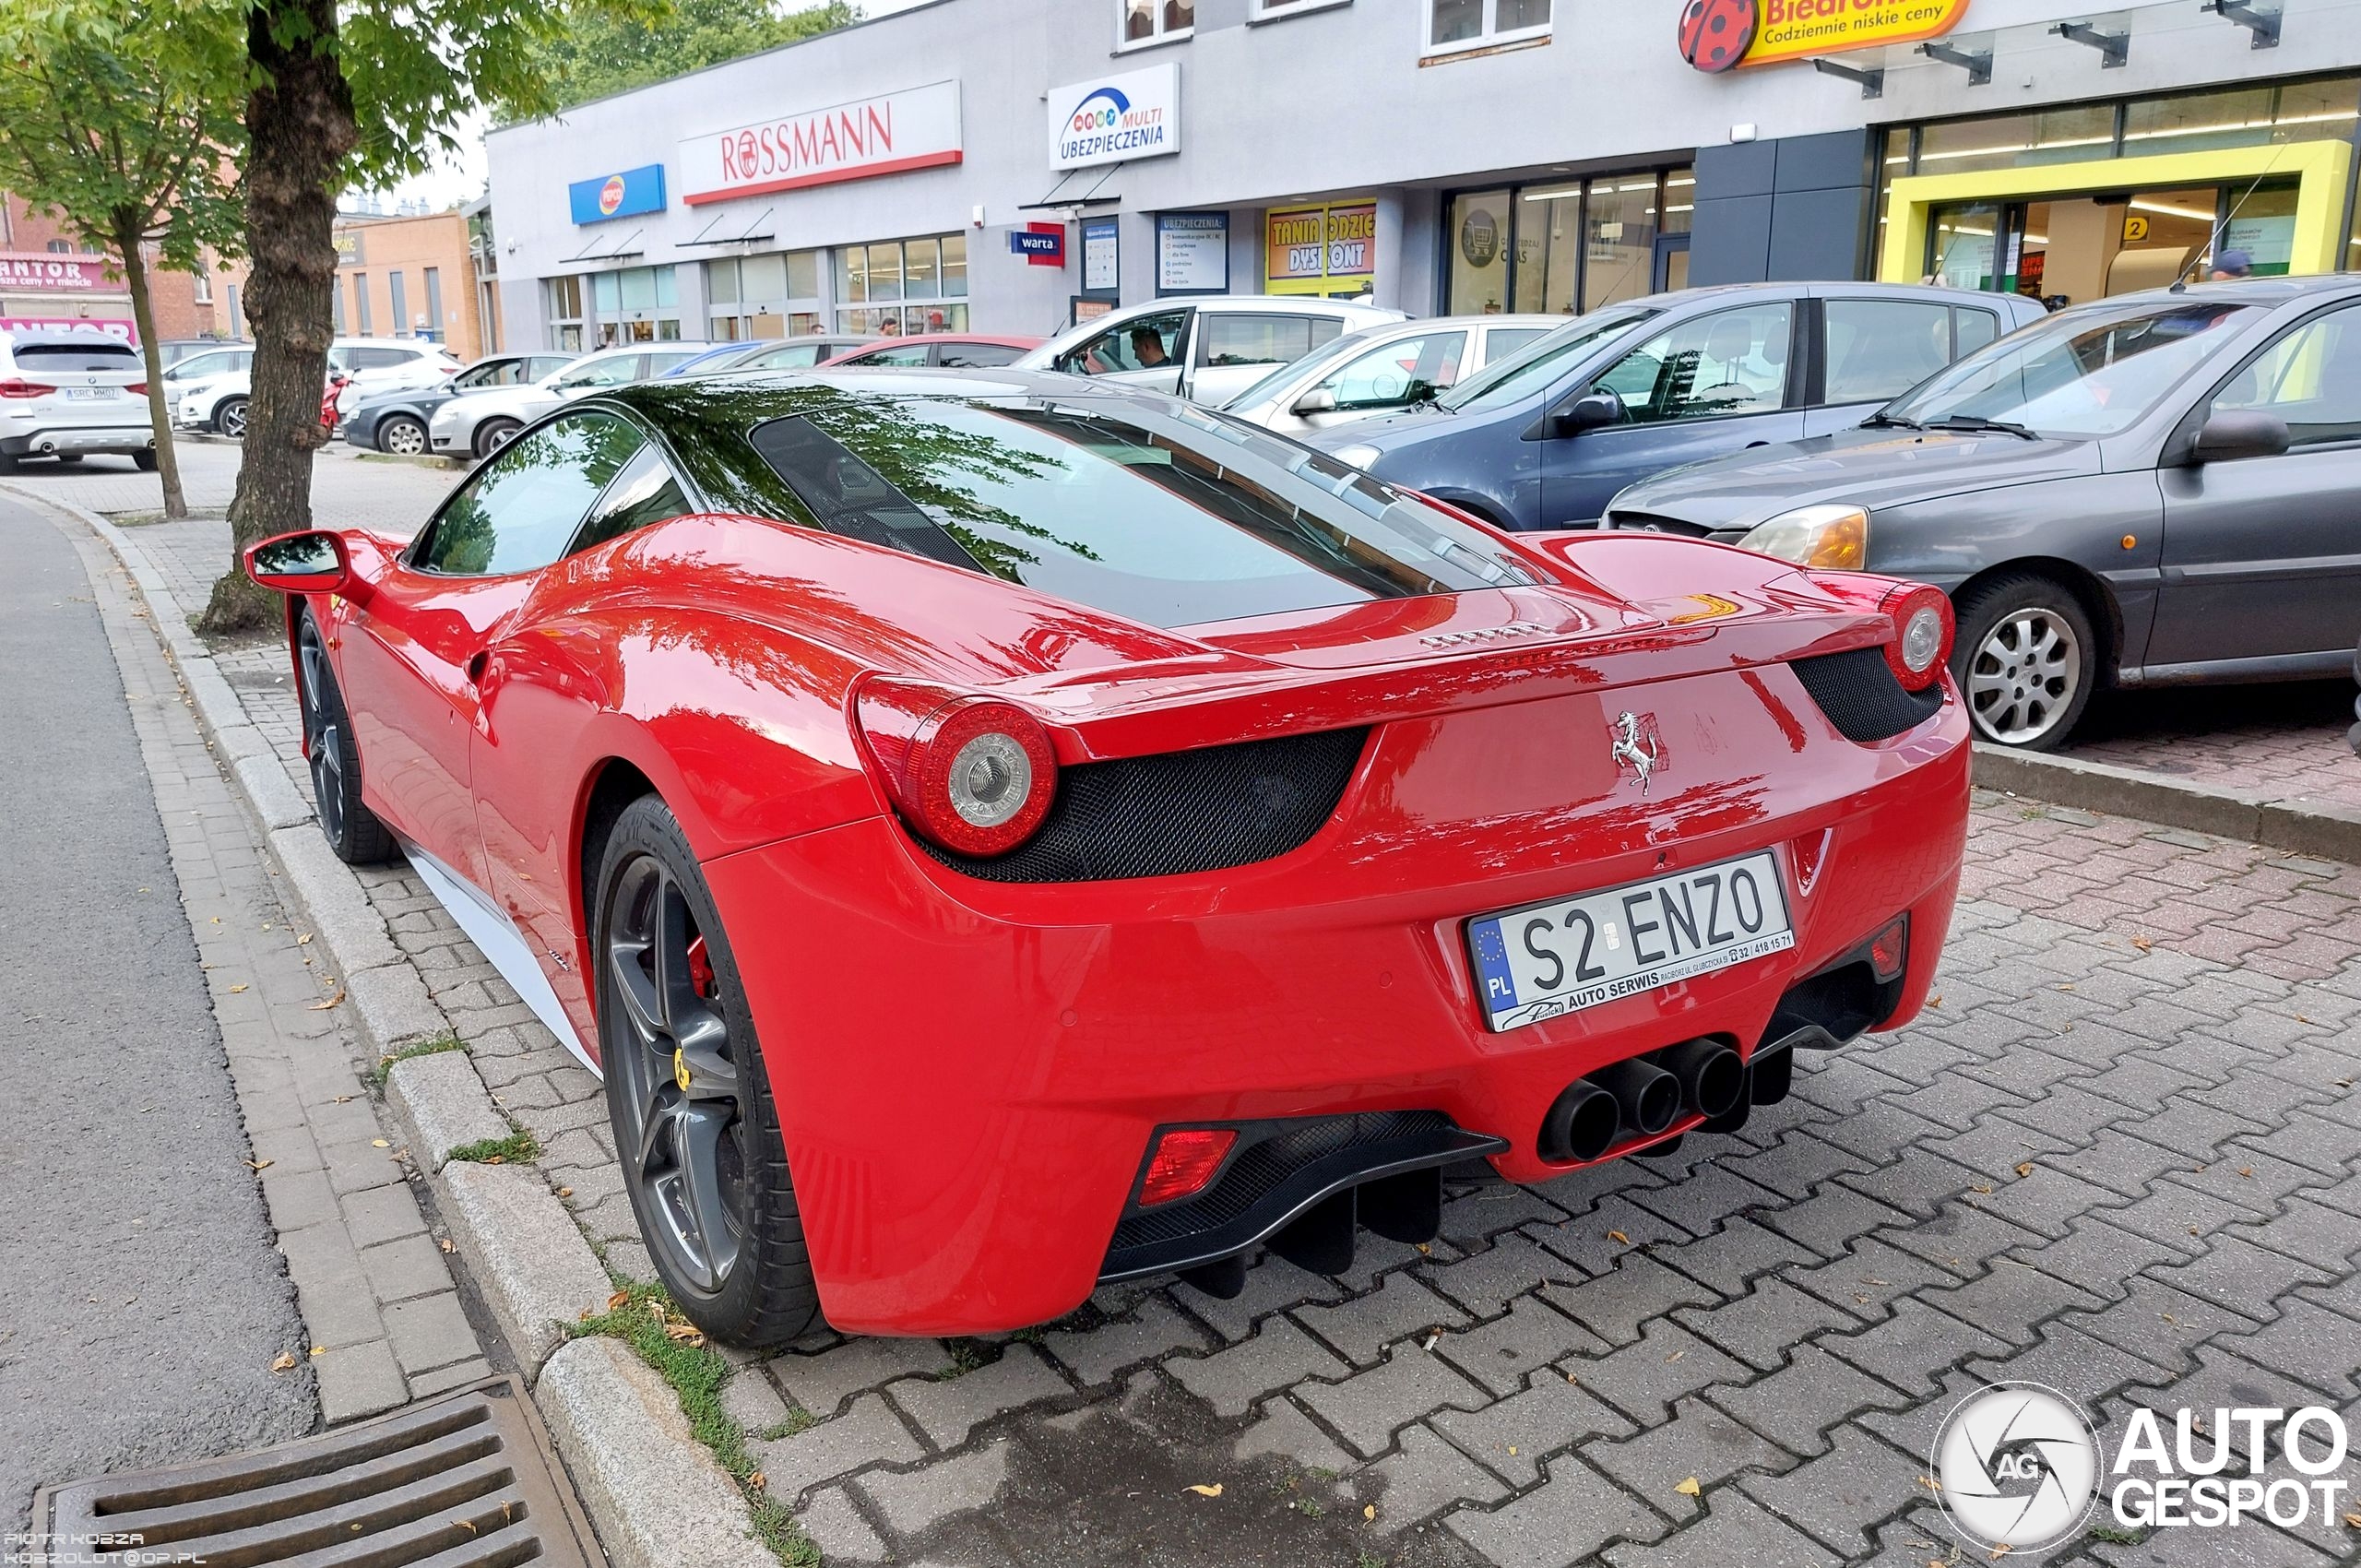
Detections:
[1428, 0, 1550, 54]
[1448, 167, 1690, 316]
[1120, 0, 1192, 46]
[835, 233, 968, 336]
[706, 252, 823, 341]
[587, 265, 680, 345]
[545, 275, 586, 351]
[1916, 107, 2116, 175]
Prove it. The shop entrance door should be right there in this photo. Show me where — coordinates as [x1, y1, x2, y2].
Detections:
[1927, 182, 2299, 307]
[1652, 232, 1690, 293]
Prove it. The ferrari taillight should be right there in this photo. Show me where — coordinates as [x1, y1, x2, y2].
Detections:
[1138, 1128, 1236, 1206]
[1809, 573, 1954, 693]
[854, 679, 1058, 857]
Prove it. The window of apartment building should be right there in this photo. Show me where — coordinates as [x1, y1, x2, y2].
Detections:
[706, 251, 824, 340]
[1119, 0, 1192, 47]
[1428, 0, 1550, 54]
[545, 274, 586, 350]
[44, 239, 69, 254]
[1253, 0, 1348, 17]
[835, 234, 968, 336]
[1446, 165, 1691, 316]
[422, 267, 444, 342]
[389, 270, 409, 337]
[193, 267, 212, 304]
[332, 278, 346, 333]
[352, 273, 373, 335]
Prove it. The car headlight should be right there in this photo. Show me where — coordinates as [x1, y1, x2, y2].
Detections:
[1329, 442, 1382, 471]
[1738, 504, 1869, 569]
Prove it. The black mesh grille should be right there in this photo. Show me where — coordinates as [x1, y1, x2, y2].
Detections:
[1789, 647, 1942, 743]
[1605, 512, 1715, 538]
[1110, 1111, 1454, 1253]
[917, 727, 1369, 883]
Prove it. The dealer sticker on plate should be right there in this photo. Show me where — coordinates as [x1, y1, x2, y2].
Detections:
[1466, 850, 1794, 1032]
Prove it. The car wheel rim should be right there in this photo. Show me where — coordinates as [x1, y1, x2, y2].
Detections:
[222, 404, 246, 438]
[297, 627, 344, 842]
[1966, 608, 2080, 744]
[604, 854, 747, 1295]
[385, 422, 424, 455]
[483, 424, 515, 454]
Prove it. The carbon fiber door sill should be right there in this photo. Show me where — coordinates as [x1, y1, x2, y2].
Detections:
[29, 1376, 605, 1568]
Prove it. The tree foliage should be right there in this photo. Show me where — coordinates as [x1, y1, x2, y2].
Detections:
[497, 0, 861, 118]
[0, 3, 246, 517]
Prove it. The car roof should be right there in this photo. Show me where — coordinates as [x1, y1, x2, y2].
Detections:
[842, 333, 1045, 348]
[615, 365, 1151, 408]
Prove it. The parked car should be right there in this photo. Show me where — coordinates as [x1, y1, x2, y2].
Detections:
[428, 343, 720, 458]
[657, 343, 772, 378]
[1308, 282, 2047, 531]
[341, 351, 578, 455]
[1019, 295, 1405, 406]
[239, 365, 1968, 1342]
[157, 338, 243, 368]
[175, 338, 461, 439]
[160, 343, 255, 421]
[1603, 276, 2361, 750]
[0, 327, 157, 470]
[1221, 315, 1561, 434]
[820, 334, 1045, 369]
[696, 335, 879, 374]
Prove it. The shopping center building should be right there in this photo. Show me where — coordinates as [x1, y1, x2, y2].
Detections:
[484, 0, 2361, 350]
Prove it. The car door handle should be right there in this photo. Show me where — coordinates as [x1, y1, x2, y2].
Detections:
[465, 650, 490, 683]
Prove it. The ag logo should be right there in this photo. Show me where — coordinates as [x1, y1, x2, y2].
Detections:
[1931, 1383, 2100, 1553]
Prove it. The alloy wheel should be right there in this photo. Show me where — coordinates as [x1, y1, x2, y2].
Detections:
[219, 399, 248, 439]
[603, 854, 748, 1294]
[381, 419, 426, 456]
[1966, 608, 2081, 745]
[296, 623, 347, 843]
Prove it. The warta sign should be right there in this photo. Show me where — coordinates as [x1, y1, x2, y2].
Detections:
[680, 81, 962, 205]
[1049, 63, 1180, 170]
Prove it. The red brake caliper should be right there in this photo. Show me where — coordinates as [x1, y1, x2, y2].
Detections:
[685, 934, 718, 1000]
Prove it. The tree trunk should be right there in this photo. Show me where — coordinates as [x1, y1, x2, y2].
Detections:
[197, 0, 356, 635]
[112, 216, 186, 522]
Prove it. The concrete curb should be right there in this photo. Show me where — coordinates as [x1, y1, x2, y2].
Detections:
[538, 1336, 777, 1568]
[1971, 742, 2361, 863]
[386, 1050, 513, 1170]
[436, 1160, 615, 1378]
[8, 483, 772, 1567]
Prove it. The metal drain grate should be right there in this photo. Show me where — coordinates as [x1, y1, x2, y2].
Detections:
[30, 1376, 605, 1568]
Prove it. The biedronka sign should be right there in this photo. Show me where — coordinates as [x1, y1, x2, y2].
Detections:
[1679, 0, 1969, 73]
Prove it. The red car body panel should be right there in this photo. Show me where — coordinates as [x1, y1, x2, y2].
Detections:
[284, 497, 1968, 1335]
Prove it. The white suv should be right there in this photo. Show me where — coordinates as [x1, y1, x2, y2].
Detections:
[429, 343, 720, 459]
[1018, 296, 1406, 407]
[175, 338, 460, 438]
[0, 328, 156, 470]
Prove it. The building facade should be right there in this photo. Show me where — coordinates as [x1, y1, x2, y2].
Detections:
[485, 0, 2361, 350]
[0, 195, 246, 344]
[332, 209, 491, 358]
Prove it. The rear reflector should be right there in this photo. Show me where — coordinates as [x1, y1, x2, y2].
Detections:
[1868, 915, 1907, 981]
[1138, 1128, 1237, 1207]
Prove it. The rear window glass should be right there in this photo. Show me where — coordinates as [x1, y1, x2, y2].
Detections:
[742, 393, 1536, 627]
[15, 342, 139, 371]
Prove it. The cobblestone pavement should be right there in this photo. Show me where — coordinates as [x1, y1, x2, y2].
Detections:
[2060, 681, 2361, 814]
[58, 464, 2361, 1565]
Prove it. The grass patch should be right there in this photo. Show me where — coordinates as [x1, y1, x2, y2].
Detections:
[445, 1128, 540, 1165]
[755, 1409, 815, 1443]
[2088, 1524, 2143, 1545]
[366, 1031, 466, 1088]
[936, 1337, 991, 1380]
[569, 1282, 816, 1566]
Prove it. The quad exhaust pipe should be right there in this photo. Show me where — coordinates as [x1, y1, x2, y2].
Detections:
[1536, 1037, 1759, 1163]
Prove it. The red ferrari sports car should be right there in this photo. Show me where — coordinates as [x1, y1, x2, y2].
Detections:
[243, 370, 1968, 1343]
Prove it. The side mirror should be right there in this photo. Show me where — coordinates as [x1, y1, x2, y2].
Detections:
[2189, 409, 2291, 464]
[244, 529, 353, 597]
[1291, 386, 1338, 416]
[1552, 389, 1623, 436]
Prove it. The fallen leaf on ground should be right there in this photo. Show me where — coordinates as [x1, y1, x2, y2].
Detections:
[750, 1471, 766, 1491]
[1927, 993, 1942, 1007]
[1185, 1483, 1223, 1498]
[440, 1238, 456, 1253]
[1608, 1229, 1630, 1245]
[579, 1309, 593, 1321]
[2131, 935, 2153, 952]
[1673, 1478, 1702, 1497]
[453, 1519, 477, 1535]
[228, 983, 249, 993]
[1363, 1504, 1377, 1521]
[1970, 1182, 1994, 1194]
[607, 1290, 630, 1311]
[372, 1139, 389, 1148]
[270, 1352, 297, 1372]
[310, 1345, 325, 1356]
[2341, 1510, 2360, 1527]
[2237, 1167, 2253, 1178]
[298, 933, 313, 945]
[1916, 1475, 1942, 1492]
[244, 1158, 272, 1171]
[556, 1186, 574, 1197]
[2014, 1161, 2035, 1178]
[309, 989, 345, 1010]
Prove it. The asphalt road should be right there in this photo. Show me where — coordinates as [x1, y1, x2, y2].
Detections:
[0, 497, 312, 1532]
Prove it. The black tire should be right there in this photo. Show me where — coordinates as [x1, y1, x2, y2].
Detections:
[295, 609, 397, 863]
[595, 795, 820, 1347]
[214, 395, 250, 439]
[375, 415, 428, 456]
[473, 418, 522, 459]
[133, 449, 158, 471]
[1951, 573, 2100, 751]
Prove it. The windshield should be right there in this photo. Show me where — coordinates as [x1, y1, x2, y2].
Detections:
[1435, 308, 1655, 413]
[1885, 300, 2253, 438]
[1221, 327, 1384, 411]
[725, 390, 1538, 627]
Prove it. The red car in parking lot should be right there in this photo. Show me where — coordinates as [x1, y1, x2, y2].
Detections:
[243, 370, 1967, 1342]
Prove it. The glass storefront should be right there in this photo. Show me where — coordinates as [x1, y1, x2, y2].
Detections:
[1446, 167, 1691, 318]
[706, 251, 823, 340]
[835, 232, 968, 336]
[545, 266, 680, 348]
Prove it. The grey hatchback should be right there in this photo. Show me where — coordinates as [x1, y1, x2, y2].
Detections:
[1308, 281, 2045, 530]
[1605, 276, 2361, 749]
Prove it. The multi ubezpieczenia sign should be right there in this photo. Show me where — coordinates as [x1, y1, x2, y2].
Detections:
[1679, 0, 1969, 72]
[679, 82, 963, 205]
[1048, 64, 1180, 170]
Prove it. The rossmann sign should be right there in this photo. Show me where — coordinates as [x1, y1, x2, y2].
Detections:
[680, 81, 962, 205]
[1049, 64, 1180, 171]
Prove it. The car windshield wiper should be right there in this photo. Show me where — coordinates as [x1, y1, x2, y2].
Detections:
[1929, 414, 2040, 441]
[1859, 412, 1924, 431]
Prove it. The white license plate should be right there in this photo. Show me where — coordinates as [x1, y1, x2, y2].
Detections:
[65, 387, 118, 400]
[1466, 850, 1794, 1032]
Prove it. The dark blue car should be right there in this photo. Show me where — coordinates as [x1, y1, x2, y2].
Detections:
[1307, 281, 2046, 530]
